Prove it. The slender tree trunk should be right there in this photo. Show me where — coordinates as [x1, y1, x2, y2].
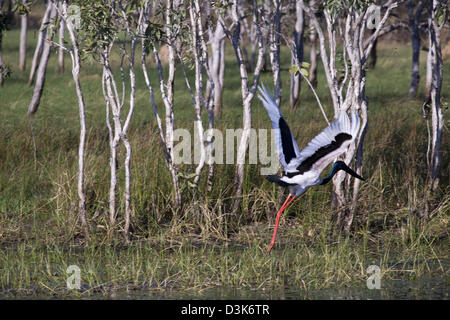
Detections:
[58, 15, 65, 74]
[290, 1, 305, 109]
[209, 22, 225, 118]
[198, 0, 216, 192]
[368, 29, 377, 69]
[308, 1, 318, 88]
[164, 0, 181, 208]
[428, 0, 445, 192]
[61, 1, 89, 239]
[19, 10, 28, 71]
[141, 0, 182, 209]
[221, 0, 266, 213]
[268, 0, 282, 106]
[102, 39, 136, 241]
[102, 60, 120, 235]
[187, 2, 206, 186]
[425, 40, 432, 101]
[408, 0, 424, 98]
[28, 1, 53, 85]
[141, 44, 182, 208]
[27, 5, 56, 115]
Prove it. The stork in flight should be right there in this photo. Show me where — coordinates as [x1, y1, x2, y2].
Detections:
[258, 84, 365, 253]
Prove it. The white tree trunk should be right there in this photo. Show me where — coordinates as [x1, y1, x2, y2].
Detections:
[308, 0, 318, 88]
[428, 0, 445, 191]
[425, 40, 432, 100]
[290, 1, 305, 109]
[268, 0, 282, 106]
[408, 0, 424, 98]
[209, 22, 226, 118]
[140, 1, 182, 208]
[19, 10, 28, 71]
[221, 0, 266, 212]
[186, 2, 206, 187]
[28, 1, 53, 85]
[27, 5, 57, 115]
[60, 1, 89, 238]
[58, 14, 65, 74]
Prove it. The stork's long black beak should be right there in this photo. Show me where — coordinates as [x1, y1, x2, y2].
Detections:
[339, 162, 365, 181]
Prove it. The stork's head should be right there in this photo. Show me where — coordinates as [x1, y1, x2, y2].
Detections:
[320, 161, 365, 185]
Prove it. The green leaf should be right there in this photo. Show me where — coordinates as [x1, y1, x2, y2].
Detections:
[301, 61, 310, 68]
[188, 181, 196, 188]
[300, 68, 309, 77]
[289, 65, 299, 74]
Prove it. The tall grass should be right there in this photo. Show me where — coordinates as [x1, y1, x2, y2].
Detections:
[0, 28, 449, 296]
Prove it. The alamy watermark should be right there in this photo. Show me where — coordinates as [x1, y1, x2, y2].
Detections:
[66, 5, 81, 30]
[366, 265, 381, 289]
[366, 5, 381, 30]
[66, 265, 81, 290]
[173, 125, 280, 175]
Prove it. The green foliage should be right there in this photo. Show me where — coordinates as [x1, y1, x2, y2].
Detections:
[289, 62, 310, 77]
[324, 0, 376, 19]
[0, 64, 11, 80]
[12, 0, 32, 15]
[435, 1, 448, 27]
[210, 0, 233, 16]
[143, 21, 165, 53]
[73, 0, 120, 59]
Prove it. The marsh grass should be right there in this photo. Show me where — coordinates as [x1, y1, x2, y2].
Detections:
[0, 28, 449, 297]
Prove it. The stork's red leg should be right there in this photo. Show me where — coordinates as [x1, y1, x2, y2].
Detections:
[267, 194, 296, 254]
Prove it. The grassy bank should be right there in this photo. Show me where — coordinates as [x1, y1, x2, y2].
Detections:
[0, 28, 449, 297]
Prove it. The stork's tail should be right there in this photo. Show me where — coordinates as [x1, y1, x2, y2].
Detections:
[266, 175, 296, 187]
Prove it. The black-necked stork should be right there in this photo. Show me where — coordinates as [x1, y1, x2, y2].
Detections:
[258, 84, 365, 253]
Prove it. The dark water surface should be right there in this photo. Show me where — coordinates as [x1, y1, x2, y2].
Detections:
[4, 276, 444, 300]
[100, 276, 449, 300]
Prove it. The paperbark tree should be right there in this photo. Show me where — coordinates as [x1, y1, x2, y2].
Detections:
[408, 0, 426, 98]
[425, 39, 432, 100]
[307, 0, 318, 88]
[290, 0, 305, 109]
[27, 3, 56, 115]
[426, 0, 446, 192]
[18, 0, 28, 71]
[267, 0, 282, 106]
[301, 0, 399, 232]
[141, 0, 182, 208]
[58, 6, 65, 74]
[50, 0, 89, 238]
[183, 0, 216, 188]
[208, 18, 226, 118]
[219, 0, 266, 213]
[28, 0, 53, 85]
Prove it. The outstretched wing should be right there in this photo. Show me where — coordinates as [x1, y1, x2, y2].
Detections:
[290, 111, 360, 174]
[258, 84, 301, 171]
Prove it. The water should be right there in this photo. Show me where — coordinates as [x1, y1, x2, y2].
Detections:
[19, 276, 441, 300]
